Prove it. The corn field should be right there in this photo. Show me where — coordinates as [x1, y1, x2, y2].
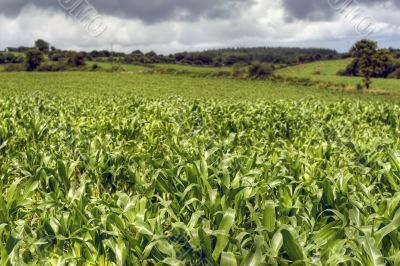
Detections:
[1, 95, 400, 265]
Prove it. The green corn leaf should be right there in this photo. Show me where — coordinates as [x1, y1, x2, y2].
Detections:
[262, 200, 276, 232]
[270, 231, 283, 258]
[281, 228, 304, 262]
[375, 208, 400, 244]
[115, 237, 128, 266]
[221, 252, 237, 266]
[212, 209, 236, 261]
[199, 227, 215, 264]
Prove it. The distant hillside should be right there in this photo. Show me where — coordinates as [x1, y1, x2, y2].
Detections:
[173, 47, 340, 66]
[5, 42, 341, 67]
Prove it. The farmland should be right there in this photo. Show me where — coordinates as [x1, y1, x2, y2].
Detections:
[1, 69, 400, 265]
[277, 59, 400, 93]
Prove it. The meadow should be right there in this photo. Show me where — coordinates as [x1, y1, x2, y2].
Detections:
[1, 67, 400, 265]
[277, 59, 400, 93]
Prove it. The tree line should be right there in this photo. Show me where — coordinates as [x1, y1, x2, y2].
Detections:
[2, 39, 341, 69]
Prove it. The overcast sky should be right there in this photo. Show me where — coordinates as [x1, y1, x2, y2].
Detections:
[0, 0, 399, 54]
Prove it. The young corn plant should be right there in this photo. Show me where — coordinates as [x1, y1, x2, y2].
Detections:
[0, 95, 400, 265]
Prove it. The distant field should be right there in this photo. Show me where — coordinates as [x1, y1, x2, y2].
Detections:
[2, 59, 400, 97]
[0, 71, 396, 103]
[156, 63, 232, 74]
[277, 59, 400, 93]
[86, 61, 146, 72]
[1, 69, 400, 264]
[86, 62, 231, 74]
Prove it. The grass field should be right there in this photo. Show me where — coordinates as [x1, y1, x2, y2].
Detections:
[86, 61, 146, 72]
[277, 59, 400, 93]
[1, 67, 400, 264]
[0, 71, 396, 103]
[86, 61, 231, 75]
[156, 64, 232, 74]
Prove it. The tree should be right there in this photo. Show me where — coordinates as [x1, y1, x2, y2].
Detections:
[346, 39, 394, 89]
[35, 39, 50, 53]
[131, 50, 143, 56]
[350, 39, 377, 58]
[67, 51, 86, 67]
[370, 49, 393, 77]
[25, 49, 44, 71]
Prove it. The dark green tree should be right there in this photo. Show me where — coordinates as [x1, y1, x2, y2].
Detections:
[35, 39, 50, 53]
[25, 49, 44, 71]
[347, 39, 393, 89]
[67, 51, 86, 67]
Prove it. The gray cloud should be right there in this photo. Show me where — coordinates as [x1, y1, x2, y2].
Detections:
[0, 0, 399, 54]
[281, 0, 400, 21]
[0, 0, 256, 23]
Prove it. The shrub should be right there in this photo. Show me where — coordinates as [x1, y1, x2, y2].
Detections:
[67, 51, 86, 67]
[336, 69, 347, 76]
[388, 68, 400, 79]
[3, 64, 26, 72]
[90, 63, 102, 71]
[25, 49, 44, 71]
[36, 62, 69, 72]
[0, 52, 24, 64]
[248, 62, 274, 78]
[49, 52, 65, 62]
[232, 63, 247, 78]
[108, 65, 126, 72]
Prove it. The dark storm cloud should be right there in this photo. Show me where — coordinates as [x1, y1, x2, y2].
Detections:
[0, 0, 256, 23]
[281, 0, 400, 21]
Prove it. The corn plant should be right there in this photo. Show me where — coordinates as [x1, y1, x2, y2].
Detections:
[0, 95, 400, 265]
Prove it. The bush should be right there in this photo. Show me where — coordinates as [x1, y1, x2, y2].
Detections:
[0, 52, 24, 64]
[232, 63, 247, 78]
[388, 68, 400, 79]
[36, 62, 69, 72]
[248, 62, 274, 78]
[108, 65, 126, 72]
[3, 64, 26, 72]
[25, 49, 44, 71]
[49, 52, 65, 62]
[67, 51, 86, 67]
[90, 63, 102, 71]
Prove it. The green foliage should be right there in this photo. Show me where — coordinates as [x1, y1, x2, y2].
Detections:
[388, 68, 400, 79]
[248, 61, 274, 78]
[278, 59, 400, 93]
[232, 63, 247, 78]
[3, 64, 26, 72]
[24, 49, 44, 71]
[175, 47, 339, 66]
[0, 91, 400, 264]
[108, 64, 126, 72]
[340, 39, 395, 89]
[67, 51, 86, 67]
[0, 52, 24, 64]
[90, 63, 102, 71]
[34, 39, 50, 53]
[36, 62, 69, 72]
[350, 39, 378, 58]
